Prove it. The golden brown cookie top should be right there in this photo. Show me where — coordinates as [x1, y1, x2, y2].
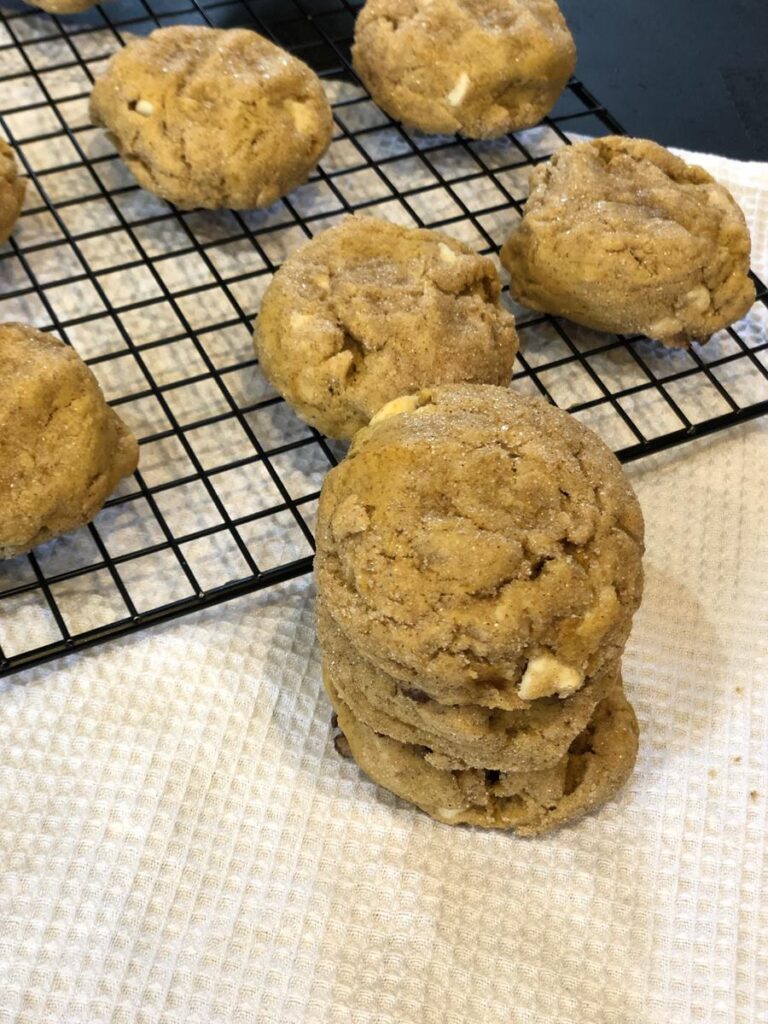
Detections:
[255, 216, 518, 439]
[89, 26, 333, 209]
[352, 0, 576, 138]
[0, 323, 139, 559]
[314, 384, 644, 702]
[501, 136, 755, 347]
[0, 139, 25, 247]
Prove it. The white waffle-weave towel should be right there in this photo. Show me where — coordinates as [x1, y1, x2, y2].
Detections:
[1, 149, 767, 1024]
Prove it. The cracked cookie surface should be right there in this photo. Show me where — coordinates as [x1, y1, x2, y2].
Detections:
[500, 136, 755, 348]
[0, 139, 25, 246]
[314, 384, 644, 706]
[0, 323, 139, 559]
[328, 673, 639, 835]
[254, 216, 519, 439]
[352, 0, 575, 139]
[89, 26, 333, 210]
[318, 600, 618, 771]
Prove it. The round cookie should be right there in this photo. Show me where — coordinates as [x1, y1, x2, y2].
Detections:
[328, 675, 639, 835]
[352, 0, 576, 139]
[318, 600, 617, 771]
[255, 216, 519, 439]
[0, 139, 25, 246]
[314, 384, 644, 707]
[89, 26, 333, 210]
[500, 136, 755, 348]
[0, 323, 139, 559]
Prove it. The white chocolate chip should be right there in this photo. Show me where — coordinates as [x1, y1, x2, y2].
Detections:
[682, 284, 711, 313]
[287, 99, 316, 133]
[706, 186, 732, 211]
[648, 316, 682, 340]
[290, 312, 316, 330]
[134, 99, 154, 117]
[446, 72, 471, 108]
[435, 807, 464, 822]
[370, 393, 423, 425]
[518, 654, 584, 700]
[438, 242, 458, 263]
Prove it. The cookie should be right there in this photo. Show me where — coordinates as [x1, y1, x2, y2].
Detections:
[0, 323, 139, 559]
[25, 0, 97, 12]
[255, 216, 519, 439]
[318, 600, 618, 771]
[500, 136, 755, 348]
[89, 26, 333, 210]
[328, 674, 639, 835]
[352, 0, 576, 139]
[314, 384, 644, 707]
[0, 139, 25, 246]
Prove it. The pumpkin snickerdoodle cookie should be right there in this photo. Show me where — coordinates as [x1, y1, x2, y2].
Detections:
[0, 140, 25, 246]
[352, 0, 576, 138]
[318, 601, 619, 772]
[314, 385, 644, 708]
[327, 673, 639, 835]
[0, 323, 139, 559]
[90, 26, 333, 210]
[255, 217, 519, 440]
[501, 136, 755, 348]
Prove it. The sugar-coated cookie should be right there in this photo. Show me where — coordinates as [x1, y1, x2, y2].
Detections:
[90, 26, 333, 210]
[0, 139, 25, 246]
[0, 323, 139, 559]
[314, 385, 644, 707]
[318, 601, 618, 772]
[328, 673, 639, 835]
[352, 0, 576, 138]
[501, 136, 755, 348]
[255, 217, 518, 439]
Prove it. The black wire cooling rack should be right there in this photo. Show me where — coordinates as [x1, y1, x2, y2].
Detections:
[1, 0, 767, 677]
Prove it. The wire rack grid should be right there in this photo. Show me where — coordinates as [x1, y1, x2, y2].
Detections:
[1, 0, 767, 678]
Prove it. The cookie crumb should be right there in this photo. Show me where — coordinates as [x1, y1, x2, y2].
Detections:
[750, 790, 760, 802]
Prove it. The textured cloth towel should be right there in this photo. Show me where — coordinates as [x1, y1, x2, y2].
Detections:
[0, 143, 767, 1023]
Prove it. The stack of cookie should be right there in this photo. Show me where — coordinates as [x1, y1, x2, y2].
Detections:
[314, 384, 645, 835]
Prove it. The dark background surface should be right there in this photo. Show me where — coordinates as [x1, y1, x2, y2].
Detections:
[261, 1, 768, 160]
[559, 0, 768, 160]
